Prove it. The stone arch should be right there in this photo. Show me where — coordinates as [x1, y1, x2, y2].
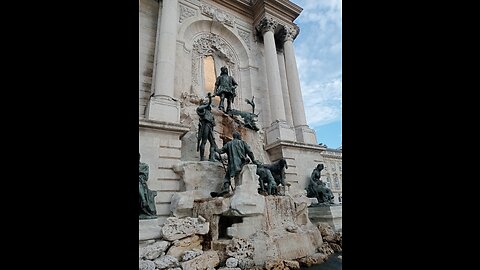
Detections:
[178, 19, 253, 109]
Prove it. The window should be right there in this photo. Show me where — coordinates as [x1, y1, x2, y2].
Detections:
[203, 55, 216, 95]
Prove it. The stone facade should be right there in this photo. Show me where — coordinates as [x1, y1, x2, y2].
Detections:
[139, 0, 339, 228]
[320, 147, 342, 204]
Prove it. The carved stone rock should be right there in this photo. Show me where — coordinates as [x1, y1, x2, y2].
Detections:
[141, 240, 171, 260]
[153, 255, 180, 270]
[166, 235, 203, 261]
[180, 250, 220, 270]
[162, 217, 210, 241]
[139, 259, 155, 270]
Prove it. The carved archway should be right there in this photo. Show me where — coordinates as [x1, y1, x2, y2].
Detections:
[191, 32, 240, 104]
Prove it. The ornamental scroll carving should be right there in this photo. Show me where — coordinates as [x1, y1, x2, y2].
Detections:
[191, 33, 239, 94]
[237, 28, 251, 51]
[282, 25, 300, 42]
[255, 16, 278, 35]
[201, 3, 235, 27]
[179, 4, 196, 23]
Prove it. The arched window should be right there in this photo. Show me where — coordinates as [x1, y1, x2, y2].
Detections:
[203, 55, 216, 95]
[334, 175, 340, 190]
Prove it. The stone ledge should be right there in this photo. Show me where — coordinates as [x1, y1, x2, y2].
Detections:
[264, 139, 326, 151]
[139, 118, 190, 133]
[139, 218, 163, 241]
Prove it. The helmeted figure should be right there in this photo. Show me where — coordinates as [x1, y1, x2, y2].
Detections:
[214, 66, 238, 113]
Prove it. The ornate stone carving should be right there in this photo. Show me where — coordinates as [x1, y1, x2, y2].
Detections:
[192, 33, 236, 63]
[179, 4, 196, 23]
[237, 28, 251, 50]
[283, 24, 299, 42]
[201, 3, 235, 27]
[191, 33, 239, 92]
[255, 16, 278, 35]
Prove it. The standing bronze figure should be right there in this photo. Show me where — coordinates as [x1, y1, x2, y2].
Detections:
[214, 66, 237, 113]
[214, 131, 256, 196]
[196, 92, 217, 161]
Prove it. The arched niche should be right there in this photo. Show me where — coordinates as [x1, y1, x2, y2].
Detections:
[178, 19, 253, 109]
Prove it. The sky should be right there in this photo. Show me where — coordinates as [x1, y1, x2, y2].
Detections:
[290, 0, 342, 149]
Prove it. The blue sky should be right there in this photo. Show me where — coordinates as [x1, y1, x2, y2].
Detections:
[291, 0, 342, 149]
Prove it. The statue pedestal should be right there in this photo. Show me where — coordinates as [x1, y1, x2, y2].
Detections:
[265, 121, 296, 145]
[294, 125, 318, 144]
[308, 204, 342, 231]
[139, 218, 162, 241]
[146, 95, 180, 123]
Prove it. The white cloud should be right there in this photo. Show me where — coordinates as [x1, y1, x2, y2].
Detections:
[302, 78, 342, 126]
[291, 0, 342, 128]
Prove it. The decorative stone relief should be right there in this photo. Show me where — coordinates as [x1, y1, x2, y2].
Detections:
[191, 32, 239, 93]
[237, 28, 251, 51]
[255, 16, 278, 35]
[201, 3, 235, 27]
[282, 24, 299, 42]
[179, 4, 196, 23]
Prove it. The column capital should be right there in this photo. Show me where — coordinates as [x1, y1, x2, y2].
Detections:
[255, 16, 279, 35]
[282, 24, 300, 42]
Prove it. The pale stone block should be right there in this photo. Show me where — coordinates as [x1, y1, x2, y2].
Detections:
[162, 217, 210, 241]
[151, 179, 180, 191]
[156, 191, 176, 203]
[180, 250, 220, 270]
[182, 249, 204, 262]
[154, 255, 180, 269]
[154, 203, 172, 216]
[146, 95, 180, 123]
[308, 205, 342, 231]
[295, 125, 317, 145]
[139, 259, 155, 270]
[141, 240, 171, 260]
[158, 147, 182, 159]
[173, 161, 225, 200]
[170, 191, 194, 217]
[265, 121, 296, 145]
[166, 235, 203, 261]
[226, 257, 238, 267]
[139, 218, 162, 241]
[230, 165, 265, 215]
[158, 158, 183, 169]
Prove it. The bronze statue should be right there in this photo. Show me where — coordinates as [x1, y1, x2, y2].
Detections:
[139, 153, 157, 219]
[229, 109, 259, 131]
[213, 131, 256, 196]
[255, 161, 277, 195]
[214, 66, 237, 113]
[196, 92, 218, 161]
[263, 159, 288, 188]
[307, 164, 335, 205]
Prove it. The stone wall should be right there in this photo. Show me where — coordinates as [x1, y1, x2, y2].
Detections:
[320, 149, 342, 204]
[140, 119, 190, 223]
[265, 141, 325, 196]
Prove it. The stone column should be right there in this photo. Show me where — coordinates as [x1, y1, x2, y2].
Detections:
[256, 17, 296, 145]
[277, 51, 294, 127]
[147, 0, 180, 123]
[283, 25, 317, 144]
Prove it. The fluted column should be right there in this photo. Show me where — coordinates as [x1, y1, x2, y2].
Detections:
[283, 25, 317, 144]
[256, 17, 287, 124]
[147, 0, 180, 123]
